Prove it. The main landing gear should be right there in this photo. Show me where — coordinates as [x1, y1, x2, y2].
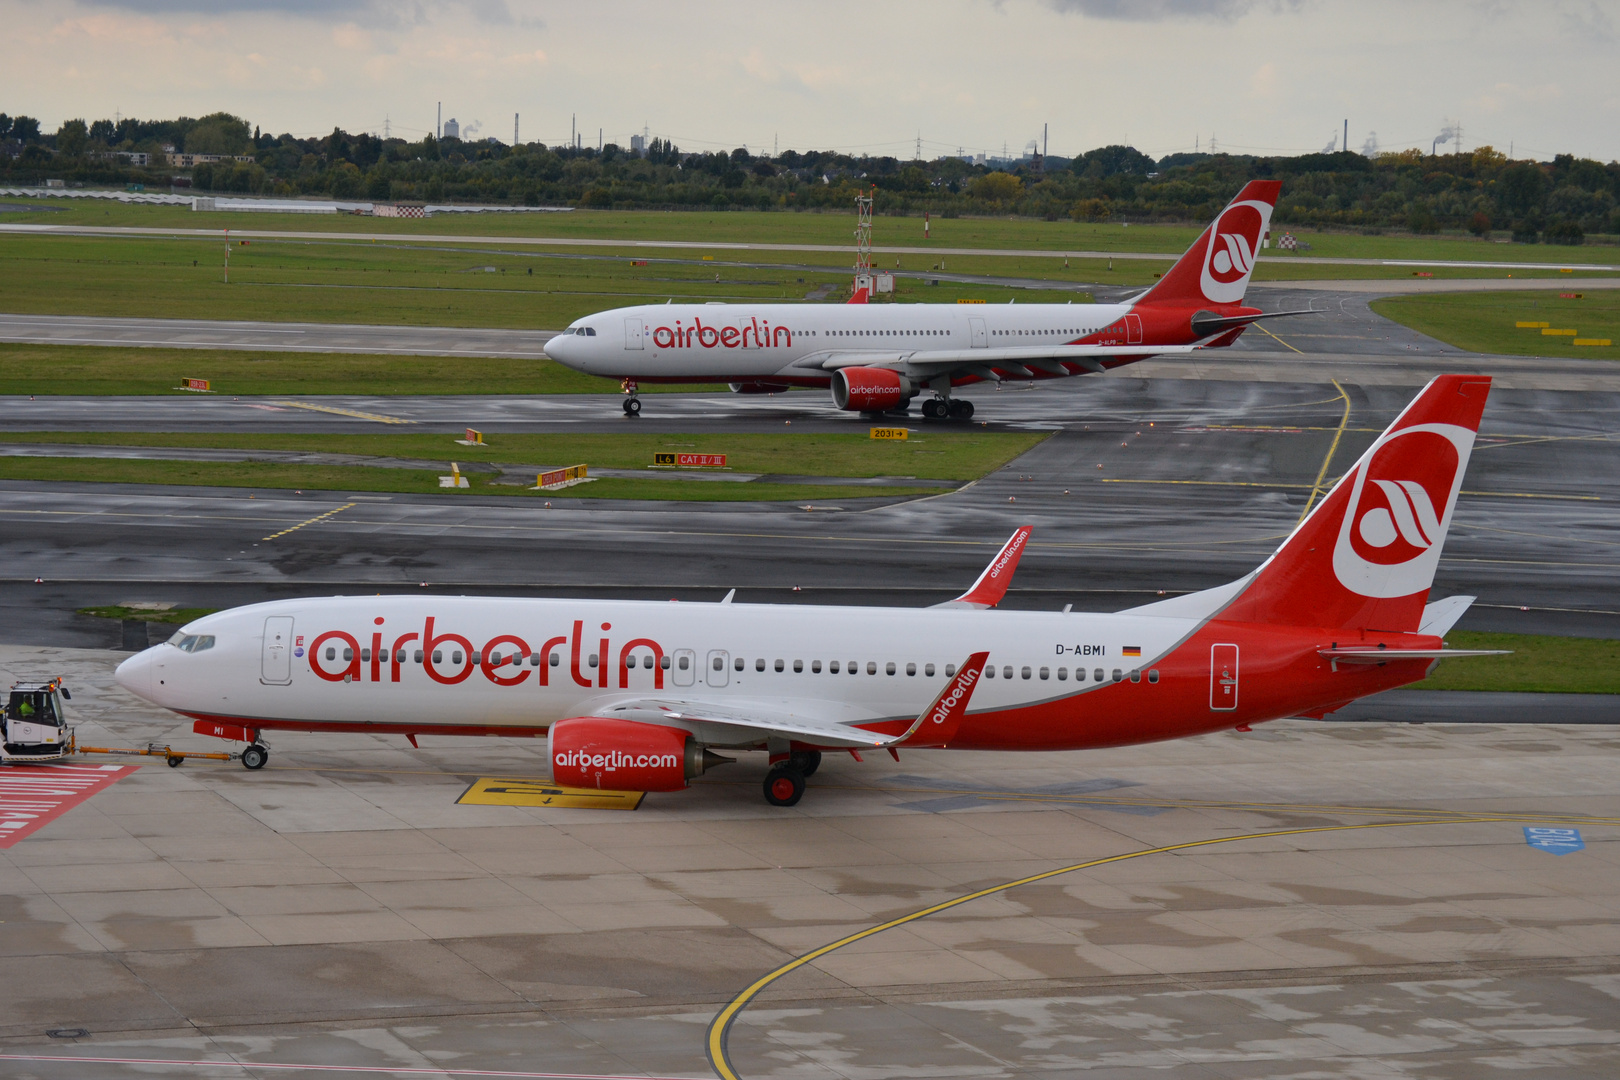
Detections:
[921, 397, 973, 420]
[762, 750, 822, 807]
[621, 378, 642, 417]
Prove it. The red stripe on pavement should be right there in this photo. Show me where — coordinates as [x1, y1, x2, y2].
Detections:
[0, 1054, 690, 1078]
[0, 764, 137, 848]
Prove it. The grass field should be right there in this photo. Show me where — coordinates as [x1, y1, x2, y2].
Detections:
[1, 222, 1601, 336]
[0, 343, 718, 396]
[79, 604, 218, 625]
[1, 429, 1045, 479]
[0, 456, 948, 502]
[1417, 631, 1620, 694]
[1371, 290, 1620, 360]
[8, 198, 1619, 264]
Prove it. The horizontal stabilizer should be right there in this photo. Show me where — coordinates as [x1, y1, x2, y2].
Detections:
[1191, 308, 1321, 338]
[1419, 595, 1476, 637]
[1319, 647, 1510, 669]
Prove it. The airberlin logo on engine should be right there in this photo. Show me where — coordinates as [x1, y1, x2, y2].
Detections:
[1199, 201, 1271, 304]
[651, 317, 791, 351]
[305, 617, 667, 691]
[554, 748, 677, 771]
[1331, 423, 1473, 599]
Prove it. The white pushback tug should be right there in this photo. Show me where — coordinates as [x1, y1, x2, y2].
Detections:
[0, 676, 263, 770]
[1, 679, 75, 763]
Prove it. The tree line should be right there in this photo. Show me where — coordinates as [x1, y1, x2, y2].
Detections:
[3, 111, 1617, 244]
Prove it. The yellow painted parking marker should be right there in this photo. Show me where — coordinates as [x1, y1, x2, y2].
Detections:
[262, 502, 356, 541]
[704, 814, 1564, 1080]
[458, 777, 645, 810]
[272, 400, 415, 424]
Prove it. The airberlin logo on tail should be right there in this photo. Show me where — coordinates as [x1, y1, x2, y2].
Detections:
[1199, 201, 1271, 304]
[1359, 480, 1441, 551]
[1331, 423, 1473, 598]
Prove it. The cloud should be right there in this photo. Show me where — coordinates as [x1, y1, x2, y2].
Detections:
[1042, 0, 1298, 20]
[1560, 1, 1615, 42]
[77, 0, 520, 26]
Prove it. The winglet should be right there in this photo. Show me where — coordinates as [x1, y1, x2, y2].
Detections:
[934, 527, 1032, 609]
[894, 651, 989, 747]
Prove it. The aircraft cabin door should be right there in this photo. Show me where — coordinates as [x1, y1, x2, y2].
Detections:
[968, 317, 988, 348]
[706, 649, 730, 688]
[1125, 313, 1143, 344]
[624, 317, 645, 350]
[262, 616, 294, 685]
[672, 649, 696, 688]
[1209, 643, 1238, 711]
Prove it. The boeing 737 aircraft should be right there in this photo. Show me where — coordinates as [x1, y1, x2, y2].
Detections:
[542, 180, 1312, 418]
[116, 375, 1501, 806]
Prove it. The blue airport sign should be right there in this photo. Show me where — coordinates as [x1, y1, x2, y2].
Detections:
[1524, 826, 1584, 855]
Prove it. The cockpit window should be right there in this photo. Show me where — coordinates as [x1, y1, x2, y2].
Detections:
[169, 634, 216, 653]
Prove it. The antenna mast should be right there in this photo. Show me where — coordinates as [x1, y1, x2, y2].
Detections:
[853, 186, 874, 298]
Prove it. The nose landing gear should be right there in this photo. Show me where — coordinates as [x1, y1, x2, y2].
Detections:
[621, 379, 642, 417]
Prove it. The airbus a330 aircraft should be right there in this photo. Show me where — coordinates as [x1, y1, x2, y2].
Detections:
[116, 375, 1500, 806]
[542, 179, 1312, 418]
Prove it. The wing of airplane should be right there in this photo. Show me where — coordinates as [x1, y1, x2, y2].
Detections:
[589, 650, 989, 750]
[933, 526, 1031, 609]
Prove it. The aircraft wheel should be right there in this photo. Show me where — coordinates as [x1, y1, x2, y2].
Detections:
[241, 744, 269, 771]
[763, 764, 805, 807]
[790, 750, 822, 778]
[622, 397, 642, 417]
[948, 399, 975, 420]
[921, 398, 946, 420]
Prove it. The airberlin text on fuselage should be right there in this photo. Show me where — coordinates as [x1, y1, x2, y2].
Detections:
[307, 617, 665, 691]
[651, 317, 791, 350]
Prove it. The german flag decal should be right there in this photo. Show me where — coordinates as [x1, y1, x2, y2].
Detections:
[1122, 646, 1142, 657]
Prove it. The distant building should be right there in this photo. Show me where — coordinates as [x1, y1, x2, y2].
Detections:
[442, 118, 460, 140]
[630, 134, 646, 156]
[117, 151, 151, 166]
[165, 153, 254, 168]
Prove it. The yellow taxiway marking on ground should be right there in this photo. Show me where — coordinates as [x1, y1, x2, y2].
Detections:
[261, 502, 356, 541]
[271, 400, 415, 425]
[704, 814, 1599, 1080]
[1254, 321, 1306, 355]
[458, 777, 645, 810]
[1298, 378, 1351, 523]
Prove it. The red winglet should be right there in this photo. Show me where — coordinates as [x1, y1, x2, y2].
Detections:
[898, 651, 989, 748]
[941, 526, 1031, 609]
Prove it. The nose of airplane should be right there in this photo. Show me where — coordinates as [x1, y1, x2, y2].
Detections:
[542, 333, 570, 363]
[114, 648, 155, 701]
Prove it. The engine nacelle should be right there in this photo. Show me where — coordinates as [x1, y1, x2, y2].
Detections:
[831, 367, 912, 412]
[548, 717, 727, 791]
[728, 381, 792, 395]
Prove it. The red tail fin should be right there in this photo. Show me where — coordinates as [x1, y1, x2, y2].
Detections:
[1136, 180, 1281, 309]
[1219, 375, 1492, 632]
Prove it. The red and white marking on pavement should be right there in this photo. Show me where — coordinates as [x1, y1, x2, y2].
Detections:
[0, 1055, 688, 1078]
[0, 764, 136, 848]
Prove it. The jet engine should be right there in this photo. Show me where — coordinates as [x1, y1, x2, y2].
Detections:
[831, 367, 913, 412]
[548, 717, 731, 791]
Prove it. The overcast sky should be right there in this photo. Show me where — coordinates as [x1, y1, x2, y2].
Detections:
[5, 0, 1617, 161]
